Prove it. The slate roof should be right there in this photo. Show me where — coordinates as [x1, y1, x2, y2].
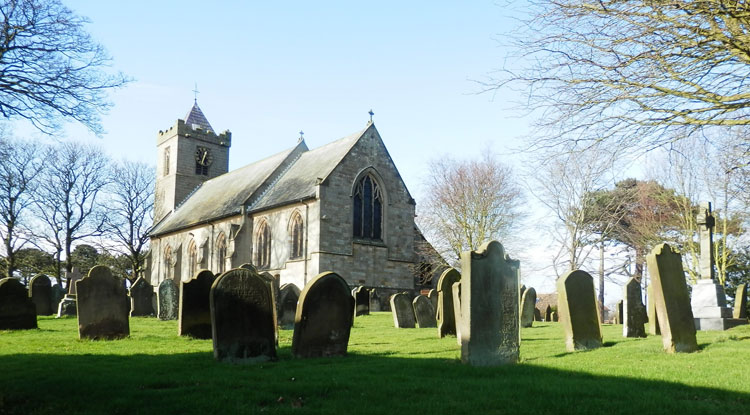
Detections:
[151, 124, 373, 236]
[184, 102, 214, 132]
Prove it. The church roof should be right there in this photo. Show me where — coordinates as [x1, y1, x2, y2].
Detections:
[184, 101, 214, 132]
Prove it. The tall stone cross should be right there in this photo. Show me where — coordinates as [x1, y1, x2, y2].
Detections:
[696, 201, 716, 280]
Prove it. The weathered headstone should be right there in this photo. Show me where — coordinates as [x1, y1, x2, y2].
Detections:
[734, 283, 747, 319]
[545, 305, 552, 322]
[390, 293, 415, 328]
[56, 267, 82, 317]
[278, 283, 301, 328]
[557, 270, 602, 352]
[550, 311, 558, 322]
[210, 267, 276, 362]
[427, 289, 438, 317]
[647, 285, 660, 335]
[460, 240, 519, 366]
[129, 277, 155, 317]
[0, 278, 37, 330]
[353, 286, 370, 317]
[623, 277, 647, 338]
[179, 269, 216, 339]
[520, 287, 536, 328]
[76, 266, 130, 340]
[646, 243, 697, 353]
[50, 284, 65, 313]
[436, 268, 461, 337]
[29, 274, 53, 316]
[413, 295, 437, 328]
[292, 272, 354, 358]
[452, 282, 463, 346]
[158, 279, 179, 320]
[369, 288, 381, 312]
[259, 271, 279, 344]
[615, 300, 623, 324]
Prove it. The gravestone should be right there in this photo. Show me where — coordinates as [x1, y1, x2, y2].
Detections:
[278, 283, 301, 328]
[57, 267, 82, 317]
[390, 293, 415, 328]
[292, 272, 354, 358]
[158, 279, 179, 320]
[76, 266, 130, 340]
[369, 289, 382, 312]
[210, 267, 276, 363]
[29, 274, 53, 316]
[427, 289, 439, 318]
[545, 305, 552, 322]
[550, 311, 558, 322]
[259, 271, 279, 344]
[557, 270, 602, 352]
[623, 277, 647, 338]
[616, 300, 623, 324]
[179, 270, 216, 339]
[734, 283, 747, 319]
[353, 286, 370, 317]
[646, 243, 697, 353]
[520, 287, 536, 328]
[460, 240, 519, 366]
[647, 285, 660, 335]
[129, 277, 155, 317]
[50, 284, 65, 313]
[437, 268, 461, 337]
[413, 295, 437, 328]
[0, 278, 37, 329]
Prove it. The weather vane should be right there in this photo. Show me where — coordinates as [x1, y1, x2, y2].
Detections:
[368, 109, 374, 123]
[192, 82, 199, 103]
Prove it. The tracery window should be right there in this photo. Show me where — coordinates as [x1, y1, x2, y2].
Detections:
[255, 221, 271, 269]
[353, 174, 382, 240]
[289, 213, 304, 259]
[216, 233, 227, 274]
[188, 240, 198, 278]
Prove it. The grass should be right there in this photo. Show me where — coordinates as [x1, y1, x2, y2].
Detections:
[1, 313, 749, 414]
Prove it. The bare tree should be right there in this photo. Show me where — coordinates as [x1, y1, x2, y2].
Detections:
[0, 0, 129, 134]
[103, 160, 154, 282]
[0, 129, 43, 279]
[34, 141, 109, 284]
[491, 1, 750, 155]
[417, 150, 524, 266]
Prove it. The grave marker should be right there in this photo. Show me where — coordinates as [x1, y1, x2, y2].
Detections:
[158, 279, 179, 320]
[129, 277, 155, 317]
[436, 268, 461, 337]
[623, 277, 647, 338]
[278, 283, 301, 328]
[520, 287, 536, 328]
[413, 295, 437, 328]
[390, 293, 415, 328]
[557, 270, 602, 352]
[734, 283, 747, 319]
[76, 266, 129, 340]
[179, 269, 216, 339]
[29, 275, 53, 316]
[0, 278, 37, 330]
[353, 286, 370, 317]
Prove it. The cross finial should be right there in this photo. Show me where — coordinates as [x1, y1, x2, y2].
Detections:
[368, 109, 374, 123]
[192, 82, 199, 103]
[298, 130, 304, 143]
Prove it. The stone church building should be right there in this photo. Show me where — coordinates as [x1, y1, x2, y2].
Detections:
[147, 102, 432, 293]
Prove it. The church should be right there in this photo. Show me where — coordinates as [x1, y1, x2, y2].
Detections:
[147, 102, 433, 295]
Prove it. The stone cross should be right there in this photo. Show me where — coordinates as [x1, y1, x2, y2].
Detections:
[696, 201, 716, 280]
[65, 267, 83, 295]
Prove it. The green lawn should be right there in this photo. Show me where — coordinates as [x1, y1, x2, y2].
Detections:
[1, 313, 749, 414]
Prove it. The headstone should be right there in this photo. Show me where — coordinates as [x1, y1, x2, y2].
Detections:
[29, 275, 53, 316]
[647, 285, 660, 335]
[734, 283, 747, 319]
[534, 308, 542, 321]
[390, 293, 415, 328]
[544, 305, 552, 322]
[460, 240, 519, 366]
[129, 277, 155, 317]
[436, 268, 461, 337]
[557, 270, 602, 352]
[0, 278, 37, 329]
[369, 288, 381, 312]
[550, 311, 558, 322]
[50, 284, 65, 313]
[452, 282, 463, 346]
[76, 266, 130, 340]
[56, 267, 82, 317]
[353, 286, 370, 317]
[278, 283, 301, 328]
[520, 287, 536, 328]
[158, 279, 179, 320]
[259, 271, 279, 344]
[413, 295, 437, 328]
[616, 300, 623, 324]
[210, 267, 276, 362]
[427, 289, 438, 317]
[292, 272, 354, 358]
[646, 243, 697, 353]
[623, 277, 647, 338]
[179, 269, 216, 339]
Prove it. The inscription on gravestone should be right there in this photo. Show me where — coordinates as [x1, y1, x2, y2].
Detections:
[158, 279, 179, 320]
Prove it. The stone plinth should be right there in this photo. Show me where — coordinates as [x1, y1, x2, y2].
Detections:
[691, 279, 747, 331]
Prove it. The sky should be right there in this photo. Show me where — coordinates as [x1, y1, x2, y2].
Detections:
[10, 1, 634, 304]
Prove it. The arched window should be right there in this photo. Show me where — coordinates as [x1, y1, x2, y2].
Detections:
[188, 240, 198, 278]
[289, 212, 304, 259]
[164, 147, 170, 176]
[216, 233, 227, 274]
[163, 245, 173, 280]
[353, 174, 383, 240]
[255, 221, 271, 269]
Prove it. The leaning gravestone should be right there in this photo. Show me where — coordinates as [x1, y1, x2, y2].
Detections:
[158, 279, 179, 320]
[369, 289, 382, 312]
[646, 243, 697, 353]
[647, 285, 660, 335]
[734, 284, 747, 319]
[292, 272, 354, 358]
[278, 283, 301, 328]
[460, 240, 520, 366]
[57, 267, 82, 317]
[557, 270, 602, 352]
[0, 278, 37, 330]
[29, 274, 53, 316]
[353, 286, 370, 317]
[437, 268, 461, 337]
[616, 300, 623, 324]
[413, 295, 437, 328]
[210, 267, 276, 363]
[520, 287, 537, 328]
[179, 270, 216, 339]
[129, 277, 155, 317]
[390, 293, 415, 328]
[452, 282, 463, 346]
[76, 266, 130, 340]
[623, 277, 647, 338]
[427, 289, 439, 318]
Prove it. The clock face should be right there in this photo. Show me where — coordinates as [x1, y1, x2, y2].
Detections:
[195, 146, 213, 166]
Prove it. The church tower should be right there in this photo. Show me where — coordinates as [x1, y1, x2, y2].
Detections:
[154, 101, 232, 222]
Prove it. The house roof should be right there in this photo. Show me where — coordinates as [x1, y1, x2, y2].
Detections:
[535, 293, 558, 316]
[184, 102, 214, 132]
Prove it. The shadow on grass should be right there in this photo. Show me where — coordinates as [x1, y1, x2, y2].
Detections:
[0, 350, 747, 415]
